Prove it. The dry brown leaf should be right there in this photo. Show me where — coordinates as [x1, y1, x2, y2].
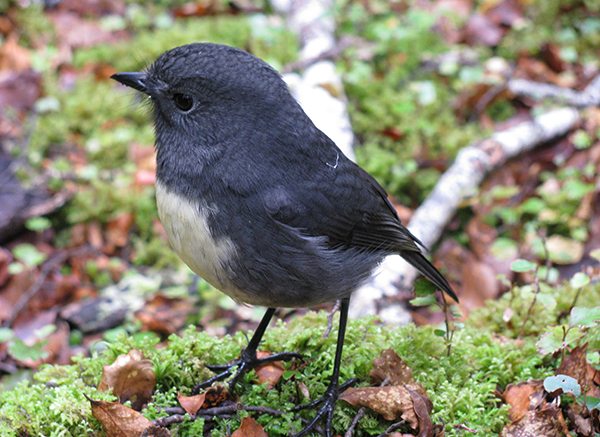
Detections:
[558, 343, 600, 399]
[255, 351, 286, 389]
[500, 403, 567, 437]
[370, 349, 414, 387]
[464, 13, 504, 46]
[55, 0, 125, 16]
[98, 349, 156, 411]
[88, 396, 156, 437]
[49, 12, 116, 49]
[231, 416, 269, 437]
[202, 385, 229, 408]
[340, 385, 422, 428]
[297, 381, 310, 400]
[177, 385, 230, 415]
[502, 380, 544, 422]
[408, 388, 434, 437]
[0, 33, 31, 72]
[483, 0, 524, 27]
[104, 213, 134, 252]
[0, 70, 42, 114]
[136, 294, 191, 336]
[177, 391, 206, 415]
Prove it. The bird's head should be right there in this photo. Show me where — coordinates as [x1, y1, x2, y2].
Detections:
[111, 43, 300, 153]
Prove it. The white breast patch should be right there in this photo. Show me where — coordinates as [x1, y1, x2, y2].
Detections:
[155, 181, 237, 293]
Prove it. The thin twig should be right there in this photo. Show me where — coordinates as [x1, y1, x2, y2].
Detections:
[454, 423, 479, 433]
[345, 377, 391, 437]
[375, 420, 406, 437]
[344, 408, 366, 437]
[508, 74, 600, 107]
[281, 36, 362, 74]
[517, 231, 548, 340]
[323, 300, 341, 339]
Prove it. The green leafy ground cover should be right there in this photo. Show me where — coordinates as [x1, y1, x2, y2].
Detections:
[1, 0, 599, 435]
[1, 279, 599, 436]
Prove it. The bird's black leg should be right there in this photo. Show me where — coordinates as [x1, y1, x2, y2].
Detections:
[292, 297, 357, 437]
[193, 307, 302, 394]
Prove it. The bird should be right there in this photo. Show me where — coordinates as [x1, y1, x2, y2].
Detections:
[111, 42, 457, 437]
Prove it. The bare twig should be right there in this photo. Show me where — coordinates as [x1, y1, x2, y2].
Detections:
[454, 423, 479, 433]
[281, 36, 365, 74]
[351, 107, 580, 319]
[508, 74, 600, 107]
[375, 420, 406, 437]
[323, 300, 340, 339]
[345, 377, 391, 437]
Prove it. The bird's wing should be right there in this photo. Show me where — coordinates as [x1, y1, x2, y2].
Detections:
[260, 148, 458, 302]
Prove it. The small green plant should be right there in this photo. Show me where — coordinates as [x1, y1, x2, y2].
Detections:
[411, 279, 461, 356]
[544, 374, 600, 414]
[537, 306, 600, 360]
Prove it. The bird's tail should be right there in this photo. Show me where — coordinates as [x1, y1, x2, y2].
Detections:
[400, 250, 458, 302]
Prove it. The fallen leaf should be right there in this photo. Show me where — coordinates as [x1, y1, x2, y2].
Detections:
[98, 349, 156, 411]
[500, 402, 567, 437]
[407, 388, 434, 437]
[202, 384, 229, 408]
[104, 213, 134, 252]
[86, 395, 154, 437]
[340, 385, 423, 428]
[557, 343, 600, 399]
[177, 392, 206, 416]
[0, 33, 31, 72]
[56, 0, 125, 16]
[255, 351, 286, 389]
[483, 0, 524, 28]
[231, 416, 268, 437]
[0, 70, 42, 113]
[464, 13, 504, 46]
[136, 294, 191, 336]
[502, 380, 544, 422]
[370, 349, 414, 387]
[177, 385, 229, 415]
[49, 12, 116, 49]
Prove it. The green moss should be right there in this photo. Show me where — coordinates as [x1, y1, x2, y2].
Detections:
[73, 14, 298, 74]
[5, 280, 597, 436]
[335, 0, 487, 204]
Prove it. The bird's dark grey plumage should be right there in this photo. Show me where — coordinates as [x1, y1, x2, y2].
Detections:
[111, 42, 457, 437]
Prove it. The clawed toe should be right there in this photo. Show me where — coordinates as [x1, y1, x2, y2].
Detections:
[292, 377, 358, 437]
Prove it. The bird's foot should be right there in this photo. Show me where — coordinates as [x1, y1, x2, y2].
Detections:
[192, 349, 303, 395]
[292, 377, 359, 437]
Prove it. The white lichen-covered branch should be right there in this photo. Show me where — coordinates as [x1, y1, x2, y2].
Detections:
[276, 0, 587, 320]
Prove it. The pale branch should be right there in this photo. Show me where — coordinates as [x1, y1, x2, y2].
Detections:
[350, 107, 581, 319]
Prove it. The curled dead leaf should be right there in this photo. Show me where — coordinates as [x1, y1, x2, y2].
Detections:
[255, 351, 286, 389]
[177, 385, 229, 415]
[98, 349, 156, 411]
[370, 349, 414, 386]
[340, 385, 423, 429]
[500, 402, 568, 437]
[231, 416, 269, 437]
[407, 388, 434, 437]
[177, 391, 206, 416]
[502, 379, 544, 422]
[86, 394, 155, 437]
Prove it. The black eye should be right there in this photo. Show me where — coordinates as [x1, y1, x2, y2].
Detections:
[173, 93, 193, 111]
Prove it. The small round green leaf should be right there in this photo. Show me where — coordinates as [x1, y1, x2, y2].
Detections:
[510, 259, 537, 272]
[543, 374, 581, 396]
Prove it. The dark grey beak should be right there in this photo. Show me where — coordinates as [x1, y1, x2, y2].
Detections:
[111, 72, 148, 93]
